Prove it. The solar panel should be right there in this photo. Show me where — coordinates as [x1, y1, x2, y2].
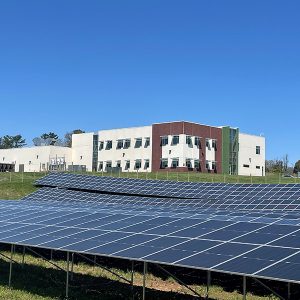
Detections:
[35, 173, 300, 212]
[1, 194, 300, 283]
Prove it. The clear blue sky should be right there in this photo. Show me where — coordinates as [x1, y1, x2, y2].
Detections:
[0, 1, 299, 165]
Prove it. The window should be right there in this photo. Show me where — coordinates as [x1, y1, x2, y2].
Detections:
[144, 159, 150, 169]
[171, 135, 179, 145]
[212, 161, 216, 171]
[186, 136, 193, 147]
[124, 139, 131, 149]
[36, 155, 39, 159]
[186, 158, 192, 168]
[106, 161, 112, 169]
[135, 159, 142, 170]
[256, 146, 261, 155]
[212, 139, 217, 150]
[135, 138, 142, 148]
[125, 160, 130, 170]
[98, 161, 103, 171]
[206, 139, 210, 149]
[243, 164, 250, 168]
[205, 160, 210, 170]
[99, 141, 104, 150]
[194, 159, 200, 169]
[195, 137, 201, 148]
[171, 158, 179, 168]
[160, 136, 168, 146]
[145, 137, 150, 148]
[116, 140, 123, 149]
[256, 166, 261, 169]
[106, 140, 112, 150]
[116, 160, 121, 168]
[160, 158, 168, 169]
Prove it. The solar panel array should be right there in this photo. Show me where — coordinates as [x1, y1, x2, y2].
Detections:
[1, 172, 300, 285]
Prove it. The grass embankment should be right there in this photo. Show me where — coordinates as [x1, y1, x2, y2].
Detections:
[0, 171, 299, 200]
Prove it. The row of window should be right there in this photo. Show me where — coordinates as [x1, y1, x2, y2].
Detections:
[98, 159, 150, 171]
[160, 136, 217, 149]
[243, 164, 262, 169]
[99, 137, 151, 151]
[160, 158, 217, 170]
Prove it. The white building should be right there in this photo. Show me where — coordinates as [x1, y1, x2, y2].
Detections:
[0, 121, 266, 176]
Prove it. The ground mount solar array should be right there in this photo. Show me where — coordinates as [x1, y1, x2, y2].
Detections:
[2, 173, 300, 292]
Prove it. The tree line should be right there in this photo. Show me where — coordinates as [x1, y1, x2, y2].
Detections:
[266, 154, 300, 174]
[0, 129, 84, 149]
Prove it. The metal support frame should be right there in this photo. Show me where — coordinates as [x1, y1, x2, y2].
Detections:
[143, 262, 147, 300]
[206, 270, 211, 299]
[156, 264, 202, 299]
[243, 276, 246, 300]
[71, 253, 74, 281]
[76, 253, 131, 284]
[288, 282, 291, 300]
[22, 246, 26, 267]
[131, 261, 134, 299]
[25, 247, 65, 272]
[8, 244, 13, 288]
[0, 251, 19, 265]
[66, 252, 70, 299]
[253, 278, 285, 300]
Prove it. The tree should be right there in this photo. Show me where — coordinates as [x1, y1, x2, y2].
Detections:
[64, 129, 85, 147]
[294, 160, 300, 174]
[265, 159, 284, 173]
[0, 135, 26, 148]
[283, 154, 289, 172]
[40, 132, 59, 146]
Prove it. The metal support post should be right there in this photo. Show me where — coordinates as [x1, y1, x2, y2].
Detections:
[71, 253, 74, 281]
[22, 246, 25, 267]
[288, 282, 291, 300]
[131, 261, 134, 299]
[66, 252, 70, 299]
[243, 276, 246, 300]
[206, 270, 211, 299]
[8, 244, 13, 288]
[253, 278, 285, 300]
[143, 262, 147, 300]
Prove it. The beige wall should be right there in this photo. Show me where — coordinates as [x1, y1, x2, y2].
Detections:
[238, 133, 265, 176]
[0, 146, 72, 172]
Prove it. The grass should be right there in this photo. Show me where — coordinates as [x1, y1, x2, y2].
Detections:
[0, 248, 283, 300]
[0, 171, 299, 200]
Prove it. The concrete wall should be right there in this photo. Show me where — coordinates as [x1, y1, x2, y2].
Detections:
[0, 146, 72, 172]
[71, 132, 94, 171]
[238, 133, 265, 176]
[97, 126, 152, 172]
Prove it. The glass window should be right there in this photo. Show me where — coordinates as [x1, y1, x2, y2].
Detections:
[144, 159, 150, 169]
[116, 160, 121, 168]
[194, 159, 200, 169]
[106, 140, 112, 150]
[125, 160, 130, 170]
[243, 164, 250, 168]
[135, 159, 142, 169]
[160, 158, 168, 169]
[256, 146, 261, 155]
[171, 135, 179, 145]
[124, 139, 131, 149]
[206, 139, 210, 149]
[160, 136, 168, 146]
[171, 158, 179, 168]
[98, 161, 103, 171]
[145, 137, 150, 148]
[256, 166, 261, 169]
[105, 161, 112, 170]
[205, 160, 210, 170]
[186, 158, 192, 168]
[135, 138, 142, 148]
[212, 161, 216, 170]
[116, 140, 123, 149]
[186, 136, 193, 147]
[99, 141, 104, 150]
[195, 137, 201, 148]
[212, 139, 217, 149]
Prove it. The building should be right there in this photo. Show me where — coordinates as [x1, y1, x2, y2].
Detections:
[0, 121, 265, 176]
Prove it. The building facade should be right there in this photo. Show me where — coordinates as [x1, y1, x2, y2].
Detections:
[0, 121, 266, 176]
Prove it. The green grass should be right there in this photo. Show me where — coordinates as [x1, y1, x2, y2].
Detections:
[0, 171, 299, 200]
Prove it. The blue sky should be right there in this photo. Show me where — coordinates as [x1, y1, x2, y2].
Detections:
[0, 1, 299, 165]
